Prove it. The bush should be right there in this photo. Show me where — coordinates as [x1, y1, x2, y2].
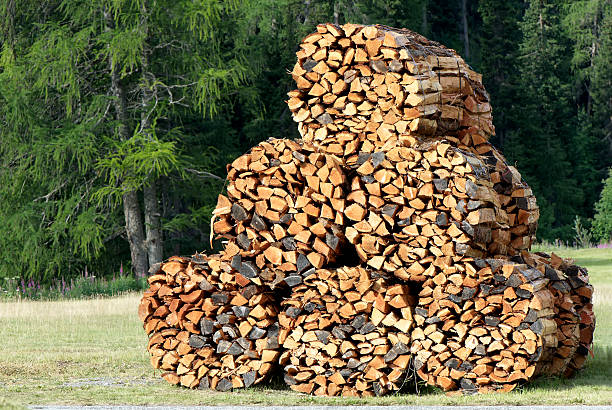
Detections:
[593, 167, 612, 243]
[573, 215, 593, 248]
[0, 270, 148, 301]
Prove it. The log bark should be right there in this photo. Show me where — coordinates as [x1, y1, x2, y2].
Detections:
[138, 22, 595, 397]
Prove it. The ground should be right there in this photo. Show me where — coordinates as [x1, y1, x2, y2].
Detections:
[1, 247, 611, 407]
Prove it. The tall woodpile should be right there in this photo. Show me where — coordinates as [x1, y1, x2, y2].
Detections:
[139, 23, 595, 396]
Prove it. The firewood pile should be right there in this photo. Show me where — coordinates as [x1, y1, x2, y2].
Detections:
[138, 23, 595, 396]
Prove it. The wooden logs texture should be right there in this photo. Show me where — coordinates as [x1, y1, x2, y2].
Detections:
[278, 266, 415, 396]
[139, 255, 281, 391]
[138, 23, 595, 396]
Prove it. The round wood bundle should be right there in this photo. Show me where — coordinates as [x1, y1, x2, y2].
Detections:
[340, 140, 537, 282]
[137, 22, 595, 397]
[278, 266, 415, 396]
[565, 268, 595, 377]
[411, 257, 557, 393]
[287, 23, 494, 155]
[533, 252, 595, 377]
[482, 147, 538, 254]
[212, 138, 348, 288]
[519, 251, 580, 377]
[138, 254, 281, 390]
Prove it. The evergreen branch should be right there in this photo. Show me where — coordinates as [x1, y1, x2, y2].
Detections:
[184, 168, 224, 181]
[103, 228, 125, 244]
[34, 180, 69, 202]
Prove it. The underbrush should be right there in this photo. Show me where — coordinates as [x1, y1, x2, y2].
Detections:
[0, 271, 147, 301]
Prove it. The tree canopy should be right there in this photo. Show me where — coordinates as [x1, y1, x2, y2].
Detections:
[0, 0, 610, 282]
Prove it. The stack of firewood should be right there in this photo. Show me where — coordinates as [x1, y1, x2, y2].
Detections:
[138, 255, 281, 391]
[138, 23, 595, 396]
[278, 266, 416, 396]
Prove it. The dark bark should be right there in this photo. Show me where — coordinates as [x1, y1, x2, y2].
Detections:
[421, 0, 429, 36]
[144, 182, 163, 267]
[333, 1, 339, 25]
[461, 0, 470, 59]
[300, 0, 311, 24]
[105, 8, 149, 276]
[122, 190, 149, 276]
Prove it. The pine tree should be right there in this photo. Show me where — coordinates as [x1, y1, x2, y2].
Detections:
[0, 0, 256, 280]
[478, 0, 524, 149]
[591, 1, 612, 152]
[563, 0, 612, 217]
[513, 0, 583, 241]
[592, 167, 612, 242]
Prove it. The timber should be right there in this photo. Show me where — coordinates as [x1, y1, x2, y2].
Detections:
[138, 23, 594, 396]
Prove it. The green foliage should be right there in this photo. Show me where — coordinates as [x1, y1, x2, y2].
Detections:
[0, 0, 252, 282]
[478, 0, 523, 147]
[592, 168, 612, 242]
[0, 272, 148, 301]
[0, 0, 610, 283]
[573, 215, 593, 248]
[93, 131, 180, 205]
[511, 0, 584, 241]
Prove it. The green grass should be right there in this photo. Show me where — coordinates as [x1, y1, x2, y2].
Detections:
[0, 273, 148, 301]
[1, 247, 611, 406]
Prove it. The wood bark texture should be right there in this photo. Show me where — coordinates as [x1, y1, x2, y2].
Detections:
[138, 23, 595, 396]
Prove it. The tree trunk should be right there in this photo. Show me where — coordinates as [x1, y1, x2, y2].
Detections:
[144, 182, 163, 267]
[333, 1, 339, 25]
[105, 8, 148, 276]
[301, 0, 311, 24]
[421, 0, 429, 36]
[461, 0, 470, 59]
[138, 0, 164, 268]
[123, 191, 149, 276]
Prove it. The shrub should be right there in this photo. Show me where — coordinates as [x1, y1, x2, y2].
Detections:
[593, 167, 612, 243]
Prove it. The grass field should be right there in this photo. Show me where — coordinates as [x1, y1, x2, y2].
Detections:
[1, 247, 611, 406]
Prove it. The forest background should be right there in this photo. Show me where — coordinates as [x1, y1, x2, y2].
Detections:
[0, 0, 611, 283]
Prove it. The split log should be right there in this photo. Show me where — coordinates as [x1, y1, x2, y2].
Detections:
[411, 257, 557, 394]
[138, 254, 281, 390]
[278, 266, 416, 396]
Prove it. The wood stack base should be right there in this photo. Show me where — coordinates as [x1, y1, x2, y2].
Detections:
[411, 257, 557, 393]
[278, 266, 415, 396]
[527, 252, 595, 377]
[137, 22, 595, 397]
[138, 255, 281, 390]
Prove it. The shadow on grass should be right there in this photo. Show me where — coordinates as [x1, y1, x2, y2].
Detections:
[526, 344, 612, 392]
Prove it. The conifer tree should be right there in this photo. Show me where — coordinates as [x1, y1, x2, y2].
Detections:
[512, 0, 583, 240]
[0, 0, 255, 280]
[563, 0, 612, 215]
[478, 0, 524, 149]
[592, 167, 612, 242]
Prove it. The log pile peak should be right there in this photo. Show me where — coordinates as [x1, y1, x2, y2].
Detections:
[139, 23, 594, 396]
